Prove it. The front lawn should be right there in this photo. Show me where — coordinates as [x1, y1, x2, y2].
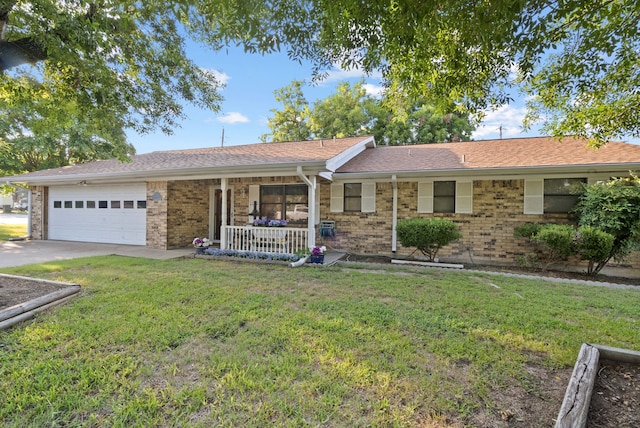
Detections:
[1, 257, 638, 426]
[0, 223, 27, 241]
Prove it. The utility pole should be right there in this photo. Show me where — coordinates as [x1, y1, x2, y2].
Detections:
[221, 127, 225, 147]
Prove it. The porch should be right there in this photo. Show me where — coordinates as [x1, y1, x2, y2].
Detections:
[223, 226, 309, 255]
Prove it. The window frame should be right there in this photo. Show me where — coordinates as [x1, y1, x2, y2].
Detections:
[417, 180, 473, 214]
[330, 182, 376, 213]
[433, 181, 456, 213]
[343, 183, 362, 212]
[259, 184, 308, 225]
[543, 178, 586, 214]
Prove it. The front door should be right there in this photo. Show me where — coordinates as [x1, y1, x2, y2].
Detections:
[212, 188, 232, 241]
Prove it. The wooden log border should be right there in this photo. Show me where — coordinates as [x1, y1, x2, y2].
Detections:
[0, 274, 81, 330]
[555, 343, 640, 428]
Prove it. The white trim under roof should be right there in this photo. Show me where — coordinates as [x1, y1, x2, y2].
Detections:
[332, 163, 640, 181]
[6, 161, 333, 186]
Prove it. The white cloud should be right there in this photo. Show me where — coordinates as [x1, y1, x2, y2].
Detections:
[201, 68, 231, 87]
[216, 112, 250, 124]
[323, 64, 383, 82]
[472, 104, 529, 140]
[362, 83, 384, 98]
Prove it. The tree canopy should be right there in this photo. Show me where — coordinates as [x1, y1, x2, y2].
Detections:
[262, 80, 475, 144]
[1, 0, 637, 159]
[0, 0, 224, 171]
[260, 80, 311, 142]
[207, 0, 639, 146]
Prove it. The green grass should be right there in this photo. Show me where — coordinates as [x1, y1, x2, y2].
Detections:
[1, 257, 638, 426]
[0, 223, 27, 241]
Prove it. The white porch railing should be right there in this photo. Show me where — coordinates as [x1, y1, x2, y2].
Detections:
[224, 226, 309, 254]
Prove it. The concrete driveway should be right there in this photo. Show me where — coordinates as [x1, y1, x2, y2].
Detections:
[0, 240, 194, 268]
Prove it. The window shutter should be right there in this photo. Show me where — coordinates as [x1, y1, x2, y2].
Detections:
[524, 179, 544, 214]
[248, 185, 259, 222]
[417, 181, 434, 213]
[330, 183, 344, 212]
[455, 181, 473, 214]
[361, 182, 376, 213]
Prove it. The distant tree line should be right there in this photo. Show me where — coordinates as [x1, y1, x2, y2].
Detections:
[261, 80, 475, 145]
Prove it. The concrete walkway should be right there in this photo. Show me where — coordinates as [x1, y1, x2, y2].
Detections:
[0, 240, 194, 269]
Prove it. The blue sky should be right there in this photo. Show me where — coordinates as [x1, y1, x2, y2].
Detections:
[126, 43, 546, 154]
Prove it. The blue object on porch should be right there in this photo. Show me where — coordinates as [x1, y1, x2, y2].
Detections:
[307, 251, 345, 267]
[320, 220, 336, 237]
[309, 254, 325, 264]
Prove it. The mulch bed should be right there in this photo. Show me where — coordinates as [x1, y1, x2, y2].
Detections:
[0, 274, 71, 310]
[588, 360, 640, 427]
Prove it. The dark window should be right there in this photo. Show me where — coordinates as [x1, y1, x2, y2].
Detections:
[99, 201, 108, 209]
[87, 201, 96, 208]
[111, 200, 121, 209]
[64, 201, 72, 208]
[344, 183, 362, 212]
[544, 178, 586, 213]
[137, 200, 147, 209]
[124, 200, 134, 209]
[75, 201, 84, 208]
[260, 184, 308, 224]
[434, 181, 455, 213]
[53, 201, 62, 208]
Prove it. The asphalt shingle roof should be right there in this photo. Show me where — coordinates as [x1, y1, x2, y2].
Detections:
[9, 137, 370, 180]
[336, 136, 640, 173]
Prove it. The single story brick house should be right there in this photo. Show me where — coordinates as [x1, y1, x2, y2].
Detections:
[6, 135, 640, 269]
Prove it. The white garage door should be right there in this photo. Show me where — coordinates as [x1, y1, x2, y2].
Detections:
[49, 184, 147, 245]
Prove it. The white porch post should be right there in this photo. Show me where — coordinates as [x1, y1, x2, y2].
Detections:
[297, 166, 316, 249]
[391, 174, 398, 252]
[221, 178, 228, 250]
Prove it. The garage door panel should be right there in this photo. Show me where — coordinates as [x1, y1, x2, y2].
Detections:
[49, 184, 147, 245]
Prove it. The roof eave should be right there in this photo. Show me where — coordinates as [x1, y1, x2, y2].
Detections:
[7, 160, 330, 186]
[332, 163, 640, 180]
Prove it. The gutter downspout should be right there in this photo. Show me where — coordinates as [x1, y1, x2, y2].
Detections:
[392, 174, 397, 252]
[297, 166, 316, 249]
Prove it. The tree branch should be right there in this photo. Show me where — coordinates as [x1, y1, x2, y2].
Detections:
[0, 38, 47, 71]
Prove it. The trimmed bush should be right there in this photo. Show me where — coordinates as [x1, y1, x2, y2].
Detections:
[575, 226, 615, 275]
[396, 218, 462, 261]
[533, 225, 576, 257]
[515, 224, 577, 270]
[531, 224, 576, 269]
[514, 223, 542, 239]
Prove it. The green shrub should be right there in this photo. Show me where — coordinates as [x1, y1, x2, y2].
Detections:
[575, 226, 615, 275]
[396, 218, 462, 261]
[514, 223, 542, 239]
[532, 224, 576, 269]
[575, 174, 640, 274]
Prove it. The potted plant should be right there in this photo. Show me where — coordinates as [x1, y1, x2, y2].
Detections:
[192, 237, 211, 254]
[253, 217, 287, 227]
[309, 245, 326, 264]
